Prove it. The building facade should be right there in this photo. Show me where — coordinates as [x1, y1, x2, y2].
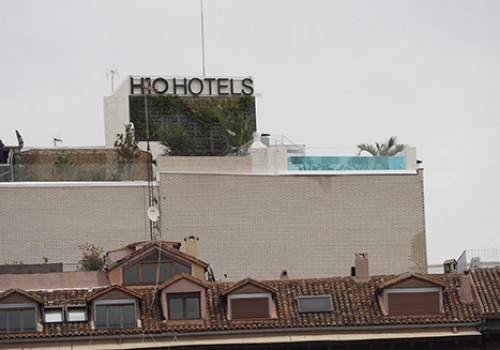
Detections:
[0, 240, 498, 350]
[104, 76, 257, 157]
[158, 169, 426, 280]
[0, 76, 428, 279]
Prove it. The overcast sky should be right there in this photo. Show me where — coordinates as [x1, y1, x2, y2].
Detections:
[1, 0, 499, 266]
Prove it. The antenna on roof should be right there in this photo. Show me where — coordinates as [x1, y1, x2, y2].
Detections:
[53, 138, 63, 147]
[200, 0, 207, 76]
[106, 66, 120, 92]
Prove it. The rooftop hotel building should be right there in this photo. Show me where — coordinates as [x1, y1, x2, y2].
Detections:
[0, 76, 427, 280]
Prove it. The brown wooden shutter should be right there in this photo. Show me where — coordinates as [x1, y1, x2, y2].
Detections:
[230, 298, 269, 319]
[388, 292, 440, 316]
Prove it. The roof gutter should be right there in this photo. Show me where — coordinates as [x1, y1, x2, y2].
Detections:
[0, 322, 482, 349]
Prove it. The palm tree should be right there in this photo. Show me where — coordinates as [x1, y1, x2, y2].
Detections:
[357, 136, 406, 156]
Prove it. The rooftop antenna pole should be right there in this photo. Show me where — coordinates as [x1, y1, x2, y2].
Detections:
[200, 0, 206, 76]
[144, 92, 154, 240]
[106, 68, 120, 93]
[53, 138, 63, 147]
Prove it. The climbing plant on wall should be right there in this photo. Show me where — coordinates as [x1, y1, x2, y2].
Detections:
[129, 95, 256, 156]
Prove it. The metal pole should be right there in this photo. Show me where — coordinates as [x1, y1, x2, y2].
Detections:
[200, 0, 206, 76]
[144, 94, 154, 240]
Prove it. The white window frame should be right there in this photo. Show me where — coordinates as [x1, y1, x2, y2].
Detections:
[43, 306, 64, 323]
[66, 305, 88, 322]
[386, 287, 441, 294]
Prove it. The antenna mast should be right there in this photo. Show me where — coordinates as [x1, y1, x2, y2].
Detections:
[200, 0, 206, 76]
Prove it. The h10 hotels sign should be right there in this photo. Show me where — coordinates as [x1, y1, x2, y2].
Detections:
[130, 76, 254, 96]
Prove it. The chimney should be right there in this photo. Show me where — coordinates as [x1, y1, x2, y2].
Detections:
[280, 270, 289, 279]
[184, 236, 199, 258]
[353, 253, 369, 280]
[249, 132, 270, 174]
[458, 273, 474, 303]
[443, 259, 457, 274]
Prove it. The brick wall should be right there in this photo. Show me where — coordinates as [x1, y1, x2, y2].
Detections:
[0, 183, 151, 270]
[0, 170, 427, 279]
[159, 171, 427, 280]
[157, 156, 252, 174]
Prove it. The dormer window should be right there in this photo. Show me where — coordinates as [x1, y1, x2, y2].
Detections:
[107, 241, 209, 286]
[122, 252, 191, 286]
[228, 293, 272, 320]
[87, 286, 142, 329]
[159, 274, 208, 321]
[0, 303, 37, 332]
[222, 279, 277, 321]
[378, 273, 445, 316]
[0, 289, 42, 333]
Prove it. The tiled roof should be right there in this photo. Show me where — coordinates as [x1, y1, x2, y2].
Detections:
[0, 289, 44, 304]
[106, 240, 182, 253]
[86, 285, 143, 302]
[470, 268, 500, 316]
[106, 241, 209, 271]
[378, 272, 448, 289]
[0, 273, 482, 340]
[220, 278, 278, 296]
[158, 273, 209, 290]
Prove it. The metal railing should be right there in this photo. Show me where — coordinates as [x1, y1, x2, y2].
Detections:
[457, 249, 500, 273]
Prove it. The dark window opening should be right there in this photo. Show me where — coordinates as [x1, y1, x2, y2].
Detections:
[94, 300, 136, 328]
[0, 304, 37, 332]
[123, 251, 191, 285]
[167, 293, 201, 320]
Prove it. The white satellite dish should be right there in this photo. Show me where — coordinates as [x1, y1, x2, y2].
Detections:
[147, 206, 160, 222]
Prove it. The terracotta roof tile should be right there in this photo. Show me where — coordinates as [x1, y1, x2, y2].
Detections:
[86, 285, 143, 302]
[221, 278, 278, 296]
[0, 273, 485, 341]
[158, 273, 209, 290]
[470, 268, 500, 316]
[107, 241, 209, 271]
[378, 272, 448, 289]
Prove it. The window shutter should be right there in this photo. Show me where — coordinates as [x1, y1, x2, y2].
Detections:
[230, 298, 269, 319]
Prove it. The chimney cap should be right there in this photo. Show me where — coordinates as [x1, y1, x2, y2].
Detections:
[353, 252, 370, 281]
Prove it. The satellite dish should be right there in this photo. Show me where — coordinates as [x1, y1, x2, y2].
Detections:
[147, 206, 160, 222]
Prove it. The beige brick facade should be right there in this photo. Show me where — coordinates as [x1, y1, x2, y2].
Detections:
[0, 183, 151, 270]
[159, 171, 427, 280]
[0, 170, 427, 279]
[157, 156, 252, 174]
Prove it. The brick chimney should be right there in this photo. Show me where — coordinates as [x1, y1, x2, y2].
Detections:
[353, 253, 369, 280]
[184, 236, 199, 258]
[458, 273, 474, 303]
